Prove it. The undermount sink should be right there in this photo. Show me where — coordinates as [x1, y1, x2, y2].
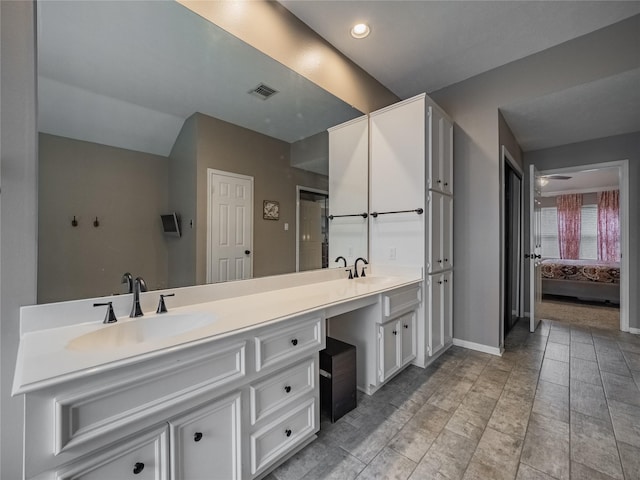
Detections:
[66, 312, 215, 351]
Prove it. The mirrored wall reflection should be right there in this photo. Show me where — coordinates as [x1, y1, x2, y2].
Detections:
[36, 0, 362, 303]
[297, 189, 329, 272]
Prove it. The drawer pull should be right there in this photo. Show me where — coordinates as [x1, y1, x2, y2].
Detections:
[285, 429, 292, 437]
[284, 385, 292, 393]
[133, 462, 145, 475]
[291, 338, 298, 346]
[194, 432, 203, 442]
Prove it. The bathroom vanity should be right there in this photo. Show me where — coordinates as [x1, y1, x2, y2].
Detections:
[13, 268, 423, 479]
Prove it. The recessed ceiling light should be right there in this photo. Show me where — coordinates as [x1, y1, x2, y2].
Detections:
[350, 23, 370, 39]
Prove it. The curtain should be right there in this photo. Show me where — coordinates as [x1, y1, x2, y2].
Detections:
[556, 194, 582, 259]
[597, 190, 620, 262]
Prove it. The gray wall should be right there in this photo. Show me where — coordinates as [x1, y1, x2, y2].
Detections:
[194, 113, 328, 283]
[0, 2, 37, 478]
[38, 134, 169, 302]
[168, 115, 199, 288]
[524, 131, 640, 329]
[431, 16, 639, 349]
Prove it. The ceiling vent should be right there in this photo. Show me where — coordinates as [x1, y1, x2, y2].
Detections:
[249, 83, 278, 100]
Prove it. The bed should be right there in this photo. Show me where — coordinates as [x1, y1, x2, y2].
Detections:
[540, 258, 620, 304]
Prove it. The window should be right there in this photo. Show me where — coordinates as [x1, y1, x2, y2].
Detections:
[540, 205, 598, 259]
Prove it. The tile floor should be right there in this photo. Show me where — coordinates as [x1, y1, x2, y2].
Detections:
[265, 318, 640, 480]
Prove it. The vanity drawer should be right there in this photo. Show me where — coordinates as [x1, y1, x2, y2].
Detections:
[55, 341, 246, 454]
[383, 284, 421, 319]
[54, 425, 168, 480]
[254, 316, 323, 371]
[250, 357, 316, 425]
[250, 397, 316, 475]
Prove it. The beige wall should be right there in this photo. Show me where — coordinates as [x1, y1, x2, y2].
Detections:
[38, 134, 170, 302]
[193, 113, 328, 283]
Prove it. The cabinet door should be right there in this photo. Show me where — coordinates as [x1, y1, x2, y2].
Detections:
[429, 192, 443, 272]
[429, 105, 453, 195]
[55, 426, 168, 480]
[442, 194, 453, 271]
[428, 274, 445, 357]
[400, 312, 417, 366]
[379, 321, 401, 382]
[443, 271, 453, 346]
[170, 392, 241, 480]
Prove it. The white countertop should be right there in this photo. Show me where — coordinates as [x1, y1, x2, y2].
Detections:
[13, 274, 421, 395]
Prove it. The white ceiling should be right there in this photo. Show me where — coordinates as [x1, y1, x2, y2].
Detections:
[37, 0, 360, 156]
[281, 1, 640, 151]
[541, 167, 620, 196]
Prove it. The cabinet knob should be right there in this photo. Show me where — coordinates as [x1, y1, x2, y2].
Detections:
[392, 330, 397, 335]
[437, 180, 442, 184]
[285, 429, 292, 437]
[444, 182, 449, 186]
[404, 324, 409, 329]
[438, 280, 443, 285]
[438, 259, 443, 263]
[194, 432, 203, 442]
[133, 462, 145, 475]
[444, 258, 449, 262]
[284, 385, 292, 393]
[291, 338, 298, 346]
[444, 279, 448, 283]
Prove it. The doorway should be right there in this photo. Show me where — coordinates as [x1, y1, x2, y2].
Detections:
[207, 169, 254, 283]
[502, 150, 524, 337]
[296, 187, 329, 272]
[535, 161, 628, 331]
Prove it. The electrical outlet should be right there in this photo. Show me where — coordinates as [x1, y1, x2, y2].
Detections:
[284, 223, 289, 231]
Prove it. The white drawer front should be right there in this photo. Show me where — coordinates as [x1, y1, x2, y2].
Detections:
[250, 358, 315, 425]
[55, 426, 168, 480]
[55, 342, 246, 453]
[250, 397, 316, 475]
[254, 316, 322, 371]
[383, 285, 421, 319]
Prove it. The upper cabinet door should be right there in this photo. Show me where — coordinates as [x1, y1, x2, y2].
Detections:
[429, 105, 454, 195]
[328, 115, 369, 265]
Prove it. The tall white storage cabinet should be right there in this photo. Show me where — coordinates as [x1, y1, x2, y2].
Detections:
[369, 94, 454, 365]
[328, 116, 369, 265]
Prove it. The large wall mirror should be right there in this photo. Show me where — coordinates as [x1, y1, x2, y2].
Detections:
[37, 0, 364, 303]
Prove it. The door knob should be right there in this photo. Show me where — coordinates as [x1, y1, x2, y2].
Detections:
[245, 250, 251, 255]
[194, 432, 203, 442]
[133, 462, 145, 475]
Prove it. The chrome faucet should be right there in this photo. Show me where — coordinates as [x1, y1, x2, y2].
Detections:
[130, 277, 146, 318]
[335, 256, 347, 267]
[354, 257, 368, 278]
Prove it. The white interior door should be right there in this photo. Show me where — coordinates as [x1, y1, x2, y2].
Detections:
[208, 170, 253, 283]
[528, 165, 542, 332]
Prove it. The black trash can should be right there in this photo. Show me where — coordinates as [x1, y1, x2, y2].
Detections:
[319, 337, 357, 423]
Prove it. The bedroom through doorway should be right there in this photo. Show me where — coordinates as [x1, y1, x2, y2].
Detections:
[536, 164, 624, 331]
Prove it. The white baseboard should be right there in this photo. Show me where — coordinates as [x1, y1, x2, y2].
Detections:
[629, 327, 640, 335]
[453, 338, 502, 356]
[523, 311, 531, 318]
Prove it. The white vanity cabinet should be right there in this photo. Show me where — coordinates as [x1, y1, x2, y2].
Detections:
[378, 311, 417, 383]
[328, 284, 420, 394]
[369, 93, 454, 365]
[328, 115, 369, 265]
[22, 313, 324, 480]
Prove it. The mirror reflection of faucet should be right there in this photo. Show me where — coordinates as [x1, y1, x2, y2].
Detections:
[335, 256, 347, 268]
[130, 277, 146, 318]
[121, 272, 133, 294]
[354, 257, 369, 278]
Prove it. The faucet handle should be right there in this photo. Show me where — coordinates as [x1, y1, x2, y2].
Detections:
[94, 302, 117, 324]
[361, 266, 367, 277]
[345, 268, 353, 280]
[156, 293, 175, 314]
